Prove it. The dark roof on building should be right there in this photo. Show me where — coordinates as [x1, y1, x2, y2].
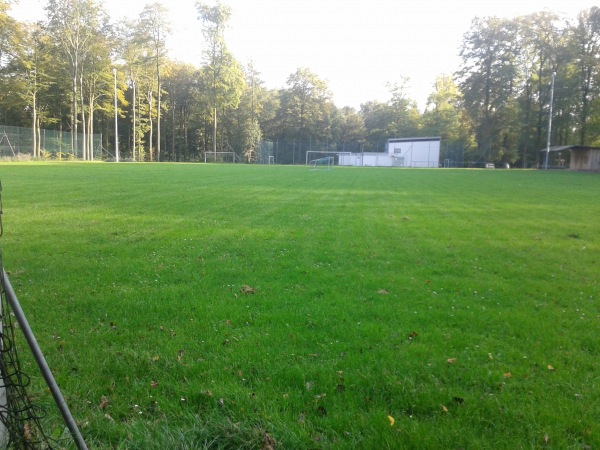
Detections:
[388, 137, 441, 143]
[544, 145, 600, 152]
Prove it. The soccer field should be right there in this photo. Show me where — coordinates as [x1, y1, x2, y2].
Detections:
[0, 163, 598, 449]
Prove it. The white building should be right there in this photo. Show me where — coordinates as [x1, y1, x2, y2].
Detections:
[339, 137, 441, 168]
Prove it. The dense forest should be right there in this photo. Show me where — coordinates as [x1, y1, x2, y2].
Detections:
[1, 0, 599, 166]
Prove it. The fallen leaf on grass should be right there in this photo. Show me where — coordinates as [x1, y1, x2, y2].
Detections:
[440, 404, 448, 413]
[447, 358, 457, 364]
[388, 415, 395, 426]
[488, 353, 494, 360]
[150, 381, 158, 388]
[544, 433, 550, 444]
[547, 365, 555, 371]
[377, 289, 389, 295]
[503, 372, 512, 379]
[263, 432, 277, 450]
[152, 355, 160, 362]
[240, 285, 256, 294]
[99, 396, 109, 410]
[23, 423, 33, 443]
[104, 414, 114, 422]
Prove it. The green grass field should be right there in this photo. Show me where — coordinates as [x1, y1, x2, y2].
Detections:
[0, 163, 598, 449]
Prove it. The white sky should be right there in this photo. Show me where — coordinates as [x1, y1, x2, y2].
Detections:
[9, 0, 599, 110]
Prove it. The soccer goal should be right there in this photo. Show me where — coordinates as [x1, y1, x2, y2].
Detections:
[309, 156, 334, 170]
[305, 151, 351, 167]
[204, 151, 237, 163]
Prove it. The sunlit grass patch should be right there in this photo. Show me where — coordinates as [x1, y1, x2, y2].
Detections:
[0, 163, 598, 449]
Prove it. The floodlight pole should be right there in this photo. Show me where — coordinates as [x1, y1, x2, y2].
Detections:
[544, 71, 556, 170]
[113, 68, 119, 162]
[213, 107, 217, 154]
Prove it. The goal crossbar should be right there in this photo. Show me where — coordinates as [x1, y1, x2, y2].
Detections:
[204, 151, 237, 163]
[305, 151, 351, 166]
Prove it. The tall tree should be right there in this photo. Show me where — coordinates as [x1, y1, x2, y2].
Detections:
[0, 0, 18, 68]
[423, 74, 475, 163]
[457, 16, 521, 162]
[45, 0, 107, 158]
[162, 62, 201, 161]
[571, 7, 600, 144]
[138, 3, 170, 161]
[387, 77, 421, 138]
[360, 100, 395, 152]
[81, 28, 114, 161]
[116, 18, 146, 160]
[196, 1, 245, 155]
[279, 67, 334, 143]
[519, 12, 562, 154]
[334, 106, 366, 151]
[16, 22, 53, 157]
[226, 62, 265, 162]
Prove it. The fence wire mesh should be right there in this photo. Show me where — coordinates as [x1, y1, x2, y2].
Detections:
[0, 125, 102, 159]
[0, 182, 73, 449]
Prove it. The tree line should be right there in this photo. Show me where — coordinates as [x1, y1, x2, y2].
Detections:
[1, 0, 599, 166]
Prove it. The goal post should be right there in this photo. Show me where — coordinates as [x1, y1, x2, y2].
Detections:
[204, 151, 237, 163]
[309, 156, 334, 170]
[305, 151, 352, 167]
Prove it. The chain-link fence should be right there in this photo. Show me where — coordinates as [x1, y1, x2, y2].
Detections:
[0, 125, 102, 159]
[256, 140, 365, 165]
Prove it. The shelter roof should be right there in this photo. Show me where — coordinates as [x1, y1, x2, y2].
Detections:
[544, 145, 600, 152]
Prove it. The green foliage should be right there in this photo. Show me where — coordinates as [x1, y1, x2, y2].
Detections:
[3, 4, 600, 165]
[278, 68, 335, 143]
[0, 163, 598, 449]
[457, 8, 600, 166]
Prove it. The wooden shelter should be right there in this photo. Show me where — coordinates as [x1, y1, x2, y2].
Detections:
[545, 146, 600, 171]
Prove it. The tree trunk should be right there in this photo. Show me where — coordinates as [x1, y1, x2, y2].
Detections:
[80, 75, 87, 160]
[157, 76, 161, 162]
[133, 79, 137, 161]
[72, 70, 78, 157]
[32, 92, 37, 157]
[171, 97, 176, 161]
[88, 92, 95, 161]
[148, 91, 154, 162]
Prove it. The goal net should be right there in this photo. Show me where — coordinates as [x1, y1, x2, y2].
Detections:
[305, 151, 351, 167]
[204, 152, 237, 163]
[0, 181, 87, 449]
[309, 156, 334, 170]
